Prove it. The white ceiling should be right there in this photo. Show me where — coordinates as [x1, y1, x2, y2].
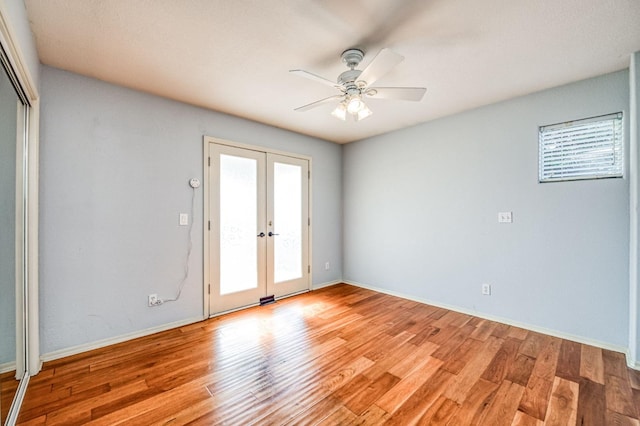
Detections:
[24, 0, 640, 144]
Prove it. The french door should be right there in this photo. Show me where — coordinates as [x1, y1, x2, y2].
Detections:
[208, 142, 310, 315]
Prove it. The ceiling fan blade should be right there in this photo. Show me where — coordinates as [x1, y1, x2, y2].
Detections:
[294, 95, 344, 112]
[365, 87, 426, 102]
[290, 69, 341, 89]
[357, 48, 404, 87]
[307, 0, 430, 68]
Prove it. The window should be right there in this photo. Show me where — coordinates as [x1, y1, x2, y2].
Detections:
[539, 112, 623, 182]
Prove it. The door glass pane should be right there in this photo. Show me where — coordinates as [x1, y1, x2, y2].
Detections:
[273, 162, 302, 283]
[220, 154, 258, 295]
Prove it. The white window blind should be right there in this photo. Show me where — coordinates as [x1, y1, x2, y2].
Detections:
[539, 112, 623, 182]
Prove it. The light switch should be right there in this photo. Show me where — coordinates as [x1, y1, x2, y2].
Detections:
[482, 283, 491, 295]
[179, 213, 189, 226]
[498, 212, 512, 223]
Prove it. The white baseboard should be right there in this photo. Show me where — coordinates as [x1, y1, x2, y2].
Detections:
[628, 349, 640, 370]
[312, 280, 341, 290]
[40, 284, 339, 364]
[40, 316, 204, 363]
[0, 360, 16, 374]
[37, 282, 640, 371]
[343, 279, 636, 369]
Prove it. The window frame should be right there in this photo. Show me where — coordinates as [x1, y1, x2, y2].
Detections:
[538, 112, 624, 183]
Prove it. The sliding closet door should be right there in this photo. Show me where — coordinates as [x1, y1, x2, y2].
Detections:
[0, 48, 29, 425]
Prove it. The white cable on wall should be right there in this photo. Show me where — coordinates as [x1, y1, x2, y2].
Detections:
[157, 178, 199, 305]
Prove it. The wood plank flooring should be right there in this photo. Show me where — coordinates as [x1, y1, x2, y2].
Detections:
[1, 369, 19, 423]
[16, 284, 640, 425]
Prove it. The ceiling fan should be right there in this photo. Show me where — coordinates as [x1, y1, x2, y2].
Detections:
[290, 48, 426, 121]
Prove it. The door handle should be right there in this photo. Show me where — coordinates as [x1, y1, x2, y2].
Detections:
[257, 232, 266, 237]
[268, 232, 279, 237]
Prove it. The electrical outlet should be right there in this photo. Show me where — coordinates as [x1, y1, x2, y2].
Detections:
[148, 294, 159, 307]
[482, 284, 491, 295]
[498, 212, 512, 223]
[179, 213, 189, 226]
[325, 262, 330, 270]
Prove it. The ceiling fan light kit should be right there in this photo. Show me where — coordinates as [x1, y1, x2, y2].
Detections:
[331, 102, 347, 120]
[346, 95, 364, 114]
[356, 105, 373, 121]
[291, 47, 426, 122]
[331, 97, 373, 122]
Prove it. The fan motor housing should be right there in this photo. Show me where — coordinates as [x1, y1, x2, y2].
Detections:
[338, 69, 362, 86]
[341, 48, 364, 69]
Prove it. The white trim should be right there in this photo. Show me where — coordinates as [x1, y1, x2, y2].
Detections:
[0, 360, 16, 374]
[307, 157, 313, 295]
[629, 52, 640, 371]
[207, 289, 312, 319]
[628, 348, 640, 371]
[209, 303, 261, 318]
[344, 279, 634, 367]
[204, 136, 312, 162]
[14, 100, 25, 380]
[277, 288, 310, 299]
[202, 138, 211, 319]
[312, 280, 341, 290]
[27, 100, 39, 374]
[40, 316, 203, 363]
[0, 2, 38, 102]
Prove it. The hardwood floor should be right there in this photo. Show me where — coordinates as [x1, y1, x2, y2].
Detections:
[1, 370, 19, 422]
[16, 284, 640, 425]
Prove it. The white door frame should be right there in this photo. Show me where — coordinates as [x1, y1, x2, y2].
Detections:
[202, 136, 312, 318]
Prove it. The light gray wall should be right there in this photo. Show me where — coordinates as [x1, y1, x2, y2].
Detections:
[39, 66, 342, 354]
[0, 66, 17, 364]
[1, 0, 40, 90]
[344, 70, 630, 348]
